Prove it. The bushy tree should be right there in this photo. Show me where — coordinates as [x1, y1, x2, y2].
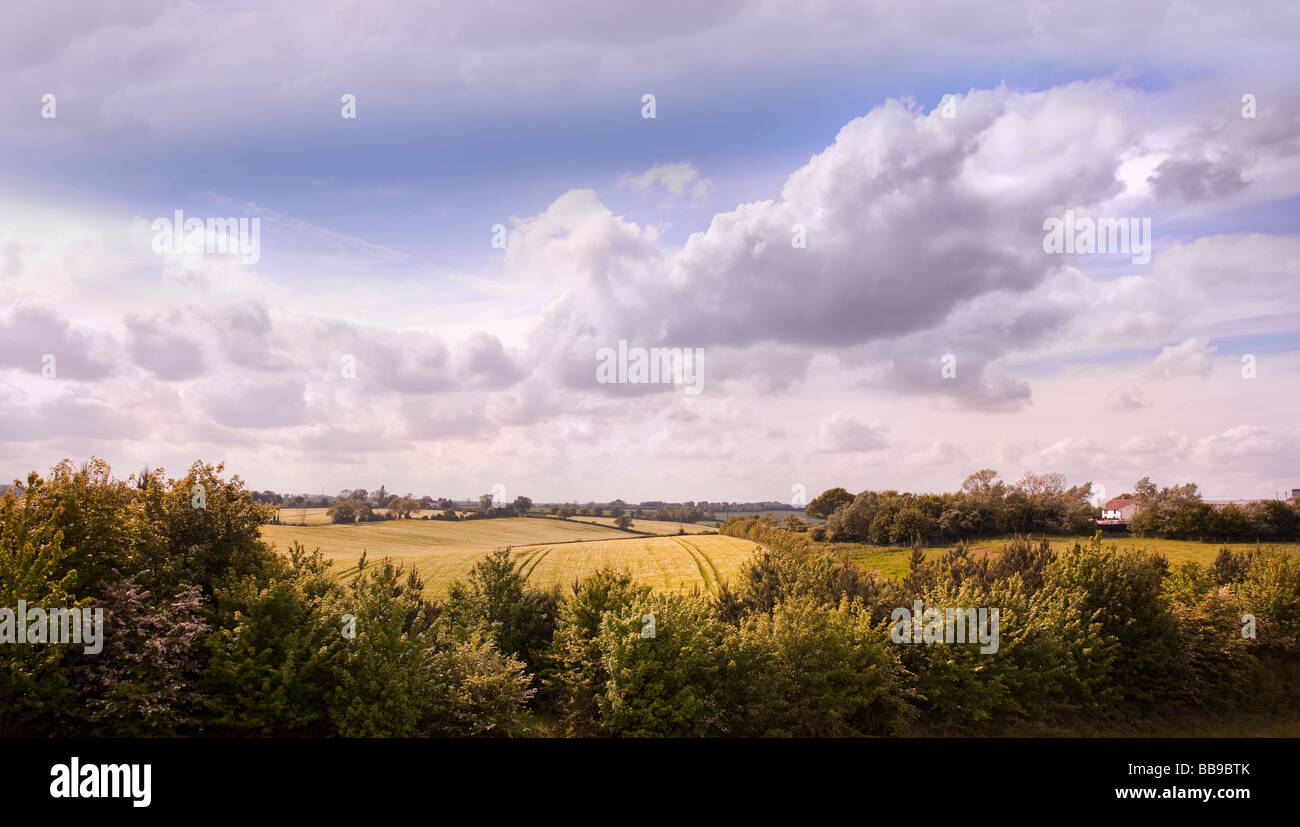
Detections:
[66, 578, 210, 736]
[595, 592, 728, 737]
[0, 478, 78, 735]
[205, 544, 342, 734]
[545, 568, 650, 735]
[442, 549, 560, 675]
[727, 596, 912, 736]
[805, 487, 854, 520]
[1044, 534, 1184, 711]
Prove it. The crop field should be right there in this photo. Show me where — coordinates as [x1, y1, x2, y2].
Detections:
[841, 534, 1300, 580]
[263, 516, 629, 588]
[514, 534, 759, 594]
[261, 515, 759, 594]
[570, 516, 716, 535]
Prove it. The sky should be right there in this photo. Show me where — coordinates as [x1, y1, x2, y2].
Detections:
[1, 0, 1299, 504]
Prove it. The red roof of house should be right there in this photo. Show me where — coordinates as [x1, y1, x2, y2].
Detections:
[1103, 498, 1138, 509]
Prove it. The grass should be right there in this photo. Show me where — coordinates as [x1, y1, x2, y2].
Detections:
[839, 534, 1300, 580]
[261, 515, 759, 596]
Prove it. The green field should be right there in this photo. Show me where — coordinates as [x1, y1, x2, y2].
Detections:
[840, 534, 1300, 580]
[262, 515, 759, 595]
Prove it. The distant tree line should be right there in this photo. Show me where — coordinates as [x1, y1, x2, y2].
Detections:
[805, 471, 1300, 545]
[1125, 477, 1300, 541]
[547, 501, 707, 526]
[806, 470, 1097, 545]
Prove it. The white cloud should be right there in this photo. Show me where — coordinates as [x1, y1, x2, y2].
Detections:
[617, 162, 713, 207]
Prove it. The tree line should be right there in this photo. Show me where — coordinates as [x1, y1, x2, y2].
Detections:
[1125, 477, 1300, 541]
[806, 470, 1097, 544]
[804, 470, 1300, 544]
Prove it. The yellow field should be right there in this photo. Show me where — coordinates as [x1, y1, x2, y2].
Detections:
[570, 516, 716, 535]
[262, 516, 628, 588]
[261, 515, 758, 595]
[514, 535, 759, 594]
[274, 506, 335, 525]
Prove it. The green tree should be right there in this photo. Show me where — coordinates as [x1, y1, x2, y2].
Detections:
[205, 544, 342, 734]
[0, 478, 78, 735]
[726, 596, 912, 736]
[442, 549, 559, 675]
[545, 568, 650, 735]
[595, 592, 728, 737]
[806, 487, 854, 520]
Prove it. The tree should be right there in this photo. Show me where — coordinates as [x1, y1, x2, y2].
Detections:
[327, 499, 359, 523]
[726, 596, 912, 736]
[67, 578, 210, 736]
[513, 496, 533, 515]
[388, 497, 419, 519]
[326, 560, 436, 737]
[614, 514, 633, 530]
[545, 568, 650, 735]
[595, 592, 728, 736]
[805, 487, 854, 520]
[205, 544, 341, 734]
[0, 477, 78, 735]
[442, 549, 560, 674]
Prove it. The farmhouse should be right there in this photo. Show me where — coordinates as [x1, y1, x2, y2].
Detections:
[1101, 498, 1141, 521]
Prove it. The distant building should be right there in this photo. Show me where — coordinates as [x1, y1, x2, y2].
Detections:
[1289, 489, 1300, 505]
[1101, 498, 1142, 521]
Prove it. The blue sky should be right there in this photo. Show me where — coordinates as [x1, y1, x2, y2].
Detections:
[1, 0, 1299, 502]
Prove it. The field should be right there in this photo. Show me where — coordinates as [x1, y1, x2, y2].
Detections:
[569, 516, 716, 535]
[262, 514, 759, 595]
[840, 534, 1300, 580]
[515, 535, 758, 594]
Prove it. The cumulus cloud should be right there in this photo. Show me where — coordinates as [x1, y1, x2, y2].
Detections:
[0, 304, 117, 380]
[1152, 337, 1217, 379]
[1, 62, 1298, 499]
